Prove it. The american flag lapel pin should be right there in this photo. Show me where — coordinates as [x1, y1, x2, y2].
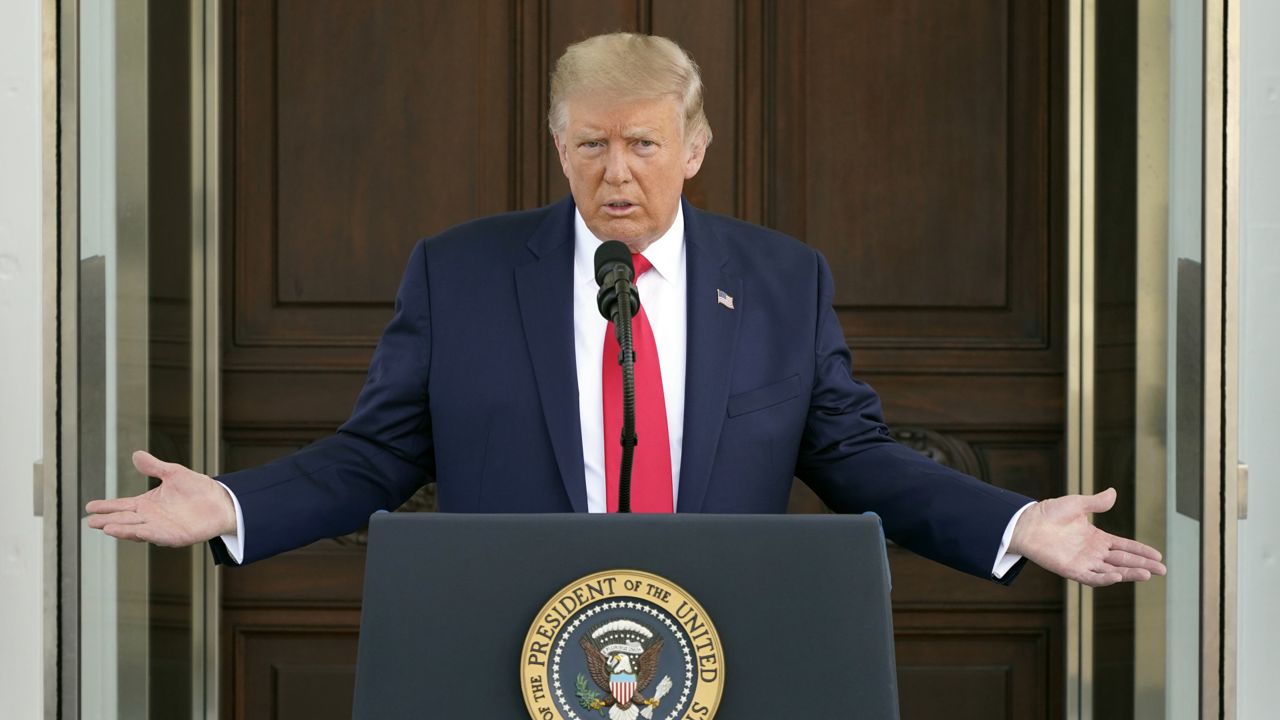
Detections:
[716, 288, 735, 310]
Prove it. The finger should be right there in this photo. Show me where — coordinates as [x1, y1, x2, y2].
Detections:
[87, 510, 145, 530]
[85, 497, 137, 514]
[103, 523, 149, 543]
[1085, 487, 1118, 514]
[132, 450, 179, 480]
[1093, 561, 1153, 584]
[1083, 569, 1124, 587]
[1105, 549, 1167, 575]
[1110, 565, 1152, 583]
[1107, 535, 1164, 562]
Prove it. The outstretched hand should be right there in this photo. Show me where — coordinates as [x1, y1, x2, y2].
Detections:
[85, 451, 237, 547]
[1009, 487, 1166, 587]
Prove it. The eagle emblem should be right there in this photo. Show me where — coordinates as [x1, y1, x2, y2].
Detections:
[521, 570, 723, 720]
[577, 620, 673, 720]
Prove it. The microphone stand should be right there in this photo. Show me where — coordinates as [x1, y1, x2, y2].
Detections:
[613, 279, 637, 513]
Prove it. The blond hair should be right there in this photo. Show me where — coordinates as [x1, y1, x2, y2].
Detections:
[548, 33, 712, 149]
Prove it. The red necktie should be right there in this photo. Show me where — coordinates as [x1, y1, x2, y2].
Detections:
[602, 254, 674, 513]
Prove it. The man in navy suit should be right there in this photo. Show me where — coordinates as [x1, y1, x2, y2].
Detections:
[87, 33, 1164, 587]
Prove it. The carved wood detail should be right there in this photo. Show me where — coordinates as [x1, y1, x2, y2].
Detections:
[891, 427, 984, 478]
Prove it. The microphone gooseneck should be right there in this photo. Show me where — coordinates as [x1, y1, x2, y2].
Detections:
[594, 241, 641, 513]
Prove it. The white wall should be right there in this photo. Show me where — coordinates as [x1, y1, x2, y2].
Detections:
[0, 1, 45, 718]
[1236, 1, 1280, 717]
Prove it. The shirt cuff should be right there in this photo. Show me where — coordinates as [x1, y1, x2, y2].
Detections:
[217, 481, 246, 565]
[991, 501, 1036, 578]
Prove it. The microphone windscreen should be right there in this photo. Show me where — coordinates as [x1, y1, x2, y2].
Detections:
[594, 241, 634, 286]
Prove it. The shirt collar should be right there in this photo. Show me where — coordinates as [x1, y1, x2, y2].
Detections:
[573, 202, 685, 286]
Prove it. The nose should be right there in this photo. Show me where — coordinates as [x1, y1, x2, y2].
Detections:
[603, 143, 632, 185]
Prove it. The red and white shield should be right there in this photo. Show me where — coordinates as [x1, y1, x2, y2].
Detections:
[610, 677, 637, 706]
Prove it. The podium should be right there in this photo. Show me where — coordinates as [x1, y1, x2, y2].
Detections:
[353, 513, 899, 719]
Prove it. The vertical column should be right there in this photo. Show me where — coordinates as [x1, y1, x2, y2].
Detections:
[1065, 0, 1097, 716]
[1133, 1, 1171, 716]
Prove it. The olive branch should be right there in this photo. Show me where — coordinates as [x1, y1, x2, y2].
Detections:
[576, 674, 607, 715]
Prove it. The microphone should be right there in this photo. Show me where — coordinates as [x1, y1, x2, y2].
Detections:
[593, 240, 639, 513]
[594, 241, 640, 324]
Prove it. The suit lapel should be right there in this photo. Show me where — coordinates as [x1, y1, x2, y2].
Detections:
[515, 198, 588, 512]
[677, 200, 741, 512]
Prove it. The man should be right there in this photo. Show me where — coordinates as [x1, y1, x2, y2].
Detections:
[87, 33, 1164, 586]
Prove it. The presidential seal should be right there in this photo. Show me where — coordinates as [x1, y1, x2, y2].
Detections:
[521, 570, 724, 720]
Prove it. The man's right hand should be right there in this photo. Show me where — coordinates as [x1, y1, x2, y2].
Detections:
[85, 450, 237, 547]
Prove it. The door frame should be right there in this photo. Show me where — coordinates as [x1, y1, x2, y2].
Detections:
[1063, 0, 1241, 717]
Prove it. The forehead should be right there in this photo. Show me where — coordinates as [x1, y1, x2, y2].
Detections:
[563, 94, 683, 134]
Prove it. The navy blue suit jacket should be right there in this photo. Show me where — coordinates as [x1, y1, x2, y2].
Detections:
[216, 197, 1032, 579]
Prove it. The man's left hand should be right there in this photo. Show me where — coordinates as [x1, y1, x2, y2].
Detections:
[1008, 487, 1167, 587]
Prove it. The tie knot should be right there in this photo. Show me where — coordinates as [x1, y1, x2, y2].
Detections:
[632, 253, 653, 278]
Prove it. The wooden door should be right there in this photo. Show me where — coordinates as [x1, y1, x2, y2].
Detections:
[219, 2, 1065, 718]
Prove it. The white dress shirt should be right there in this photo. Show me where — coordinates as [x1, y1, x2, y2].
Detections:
[219, 204, 1028, 576]
[573, 205, 687, 513]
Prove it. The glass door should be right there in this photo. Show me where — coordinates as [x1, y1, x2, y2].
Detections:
[1071, 0, 1235, 716]
[64, 0, 218, 716]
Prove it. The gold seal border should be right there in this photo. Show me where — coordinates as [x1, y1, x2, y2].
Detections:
[519, 568, 725, 720]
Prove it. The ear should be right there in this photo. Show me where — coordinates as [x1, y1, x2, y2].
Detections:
[683, 134, 707, 180]
[553, 132, 572, 179]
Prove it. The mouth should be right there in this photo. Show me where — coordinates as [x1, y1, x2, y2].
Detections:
[603, 200, 637, 216]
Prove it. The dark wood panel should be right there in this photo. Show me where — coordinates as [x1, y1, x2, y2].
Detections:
[903, 665, 1013, 719]
[806, 0, 1011, 310]
[895, 613, 1058, 720]
[223, 370, 365, 427]
[230, 0, 517, 354]
[223, 433, 318, 476]
[273, 665, 356, 720]
[226, 608, 361, 720]
[272, 0, 515, 305]
[771, 0, 1059, 364]
[868, 373, 1064, 428]
[977, 438, 1062, 501]
[848, 344, 1063, 374]
[547, 0, 641, 52]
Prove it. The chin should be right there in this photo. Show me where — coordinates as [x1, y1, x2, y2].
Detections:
[591, 219, 651, 247]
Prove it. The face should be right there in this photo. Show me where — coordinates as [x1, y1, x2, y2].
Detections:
[554, 95, 706, 252]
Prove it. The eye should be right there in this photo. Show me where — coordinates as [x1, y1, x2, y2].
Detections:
[633, 139, 659, 155]
[580, 140, 605, 150]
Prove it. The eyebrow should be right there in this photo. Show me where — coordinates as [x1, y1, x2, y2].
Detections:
[622, 127, 662, 140]
[569, 126, 666, 143]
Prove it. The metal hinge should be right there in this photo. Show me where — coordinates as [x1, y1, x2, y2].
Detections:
[1238, 463, 1249, 520]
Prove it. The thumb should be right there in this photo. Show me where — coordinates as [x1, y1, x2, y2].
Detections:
[132, 450, 173, 480]
[1085, 487, 1117, 514]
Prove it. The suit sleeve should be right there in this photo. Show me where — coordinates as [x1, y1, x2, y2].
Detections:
[211, 240, 436, 565]
[795, 250, 1033, 583]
